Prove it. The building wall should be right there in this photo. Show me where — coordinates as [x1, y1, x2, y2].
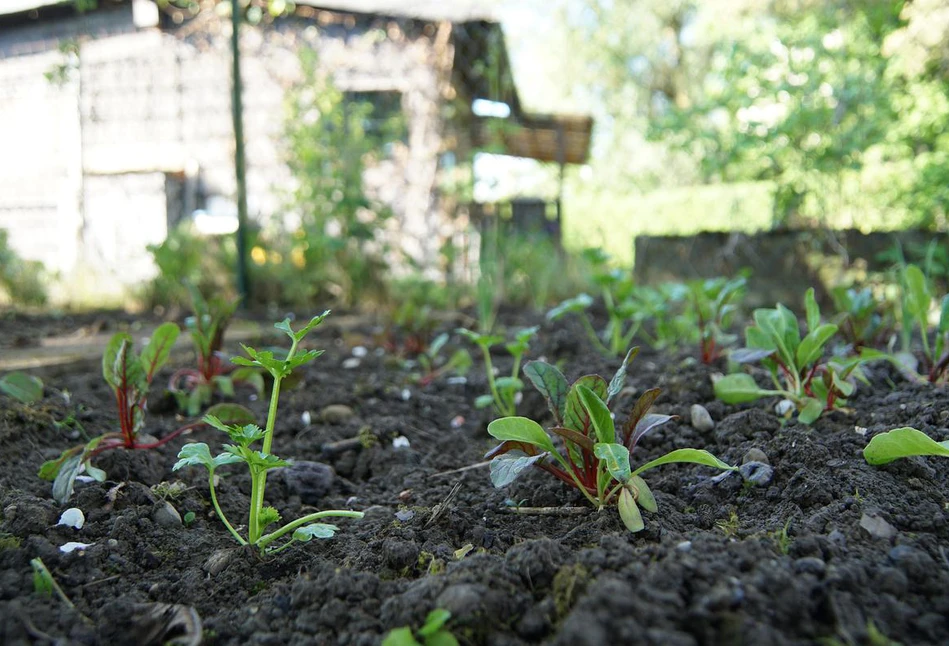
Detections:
[0, 4, 454, 303]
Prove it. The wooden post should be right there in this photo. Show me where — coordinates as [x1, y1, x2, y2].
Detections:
[231, 0, 250, 302]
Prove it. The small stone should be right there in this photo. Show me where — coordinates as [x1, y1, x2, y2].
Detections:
[690, 405, 715, 432]
[742, 448, 770, 465]
[152, 501, 182, 528]
[775, 399, 795, 417]
[57, 508, 85, 529]
[450, 415, 465, 429]
[392, 436, 410, 449]
[352, 346, 368, 358]
[794, 557, 826, 576]
[676, 541, 692, 552]
[446, 376, 467, 385]
[60, 541, 93, 553]
[282, 461, 335, 504]
[301, 411, 312, 426]
[401, 388, 412, 401]
[395, 509, 415, 522]
[860, 512, 897, 540]
[321, 404, 355, 425]
[342, 358, 361, 369]
[203, 549, 236, 576]
[738, 461, 774, 486]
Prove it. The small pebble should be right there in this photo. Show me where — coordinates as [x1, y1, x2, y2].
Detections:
[60, 542, 93, 554]
[203, 549, 235, 576]
[742, 448, 770, 465]
[676, 541, 692, 552]
[392, 436, 410, 449]
[860, 512, 897, 540]
[450, 415, 465, 429]
[446, 376, 467, 385]
[152, 501, 182, 528]
[395, 509, 415, 522]
[690, 405, 715, 432]
[321, 404, 355, 425]
[301, 411, 312, 426]
[57, 508, 85, 530]
[401, 388, 412, 401]
[738, 461, 774, 486]
[794, 557, 826, 576]
[775, 399, 795, 416]
[342, 358, 361, 369]
[351, 346, 368, 358]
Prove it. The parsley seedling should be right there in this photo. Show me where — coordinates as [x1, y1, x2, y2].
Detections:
[174, 312, 363, 553]
[457, 326, 537, 417]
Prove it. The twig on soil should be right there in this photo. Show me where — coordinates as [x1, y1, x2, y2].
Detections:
[320, 437, 363, 457]
[428, 460, 491, 479]
[425, 481, 461, 528]
[502, 507, 592, 517]
[81, 575, 121, 589]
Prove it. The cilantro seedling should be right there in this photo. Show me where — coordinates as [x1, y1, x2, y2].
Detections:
[548, 251, 641, 357]
[382, 609, 458, 646]
[0, 371, 44, 403]
[863, 426, 949, 465]
[715, 288, 877, 424]
[687, 276, 746, 364]
[174, 312, 363, 553]
[457, 326, 538, 417]
[486, 349, 736, 532]
[890, 264, 949, 383]
[415, 333, 472, 386]
[168, 286, 264, 416]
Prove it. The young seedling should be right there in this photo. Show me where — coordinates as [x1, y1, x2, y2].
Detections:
[173, 312, 363, 554]
[830, 285, 893, 352]
[40, 323, 187, 503]
[414, 333, 472, 386]
[0, 371, 44, 403]
[485, 349, 735, 532]
[714, 288, 875, 424]
[382, 609, 458, 646]
[687, 276, 746, 363]
[548, 251, 640, 357]
[863, 426, 949, 465]
[457, 326, 538, 417]
[891, 265, 949, 383]
[168, 286, 263, 416]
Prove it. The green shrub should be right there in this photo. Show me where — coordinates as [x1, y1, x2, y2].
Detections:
[0, 229, 49, 307]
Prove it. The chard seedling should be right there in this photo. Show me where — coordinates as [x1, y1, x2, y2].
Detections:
[831, 285, 893, 352]
[863, 426, 949, 465]
[687, 276, 746, 363]
[715, 288, 876, 424]
[382, 609, 457, 646]
[174, 312, 363, 553]
[168, 286, 263, 416]
[40, 323, 193, 503]
[457, 326, 538, 417]
[548, 251, 641, 357]
[414, 332, 472, 386]
[0, 371, 44, 403]
[486, 349, 736, 532]
[890, 265, 949, 383]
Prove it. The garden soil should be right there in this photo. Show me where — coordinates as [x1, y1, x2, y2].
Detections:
[1, 309, 948, 645]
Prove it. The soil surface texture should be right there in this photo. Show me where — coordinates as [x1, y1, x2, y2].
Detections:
[1, 309, 948, 645]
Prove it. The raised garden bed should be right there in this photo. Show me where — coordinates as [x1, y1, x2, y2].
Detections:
[1, 309, 948, 645]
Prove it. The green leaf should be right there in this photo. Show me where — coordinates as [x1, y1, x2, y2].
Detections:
[714, 373, 782, 404]
[294, 310, 331, 341]
[617, 486, 644, 533]
[487, 417, 556, 454]
[593, 442, 631, 483]
[274, 319, 295, 339]
[260, 506, 282, 530]
[418, 609, 452, 637]
[381, 627, 418, 646]
[578, 385, 615, 444]
[798, 398, 824, 424]
[85, 464, 106, 482]
[474, 394, 495, 409]
[293, 523, 339, 542]
[804, 287, 821, 332]
[606, 347, 638, 404]
[102, 333, 132, 390]
[864, 427, 949, 465]
[564, 375, 608, 433]
[547, 293, 593, 320]
[629, 475, 657, 513]
[140, 322, 180, 380]
[523, 361, 569, 423]
[489, 451, 546, 487]
[456, 328, 503, 347]
[173, 442, 243, 471]
[0, 372, 43, 403]
[903, 265, 931, 324]
[52, 454, 84, 504]
[494, 376, 524, 392]
[205, 403, 257, 425]
[795, 324, 838, 368]
[632, 448, 736, 478]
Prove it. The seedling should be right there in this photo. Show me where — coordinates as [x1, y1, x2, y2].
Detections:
[830, 285, 893, 352]
[687, 276, 746, 363]
[382, 609, 458, 646]
[414, 333, 472, 386]
[0, 371, 44, 403]
[174, 312, 363, 554]
[168, 286, 263, 416]
[40, 323, 186, 503]
[863, 426, 949, 465]
[485, 349, 735, 532]
[715, 288, 875, 424]
[891, 265, 949, 383]
[457, 326, 538, 417]
[548, 251, 640, 357]
[31, 558, 75, 610]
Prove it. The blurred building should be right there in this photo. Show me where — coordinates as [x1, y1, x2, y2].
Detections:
[0, 0, 591, 301]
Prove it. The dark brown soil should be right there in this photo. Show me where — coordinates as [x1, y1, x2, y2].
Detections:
[1, 310, 948, 645]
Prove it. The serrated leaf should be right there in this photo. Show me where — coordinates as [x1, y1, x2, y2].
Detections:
[0, 372, 43, 403]
[578, 385, 615, 444]
[173, 442, 243, 471]
[864, 427, 949, 465]
[489, 451, 546, 487]
[618, 486, 644, 533]
[259, 506, 281, 530]
[487, 417, 556, 454]
[631, 448, 736, 478]
[594, 442, 631, 483]
[293, 523, 339, 541]
[714, 373, 781, 404]
[523, 361, 569, 424]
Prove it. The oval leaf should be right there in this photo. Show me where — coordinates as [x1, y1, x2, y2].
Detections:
[487, 417, 556, 454]
[629, 474, 657, 513]
[0, 372, 43, 403]
[593, 442, 631, 483]
[489, 451, 547, 487]
[632, 448, 736, 478]
[618, 486, 644, 533]
[578, 385, 615, 444]
[864, 427, 949, 465]
[523, 361, 569, 423]
[714, 373, 781, 404]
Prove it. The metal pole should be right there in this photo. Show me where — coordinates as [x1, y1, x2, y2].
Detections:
[231, 0, 250, 302]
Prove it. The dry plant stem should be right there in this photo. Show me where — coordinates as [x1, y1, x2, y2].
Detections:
[503, 506, 591, 516]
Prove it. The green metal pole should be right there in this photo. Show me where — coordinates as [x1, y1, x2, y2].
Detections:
[231, 0, 250, 302]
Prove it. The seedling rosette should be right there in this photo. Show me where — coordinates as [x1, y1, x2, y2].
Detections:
[457, 326, 537, 417]
[485, 349, 736, 532]
[715, 288, 878, 424]
[889, 265, 949, 384]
